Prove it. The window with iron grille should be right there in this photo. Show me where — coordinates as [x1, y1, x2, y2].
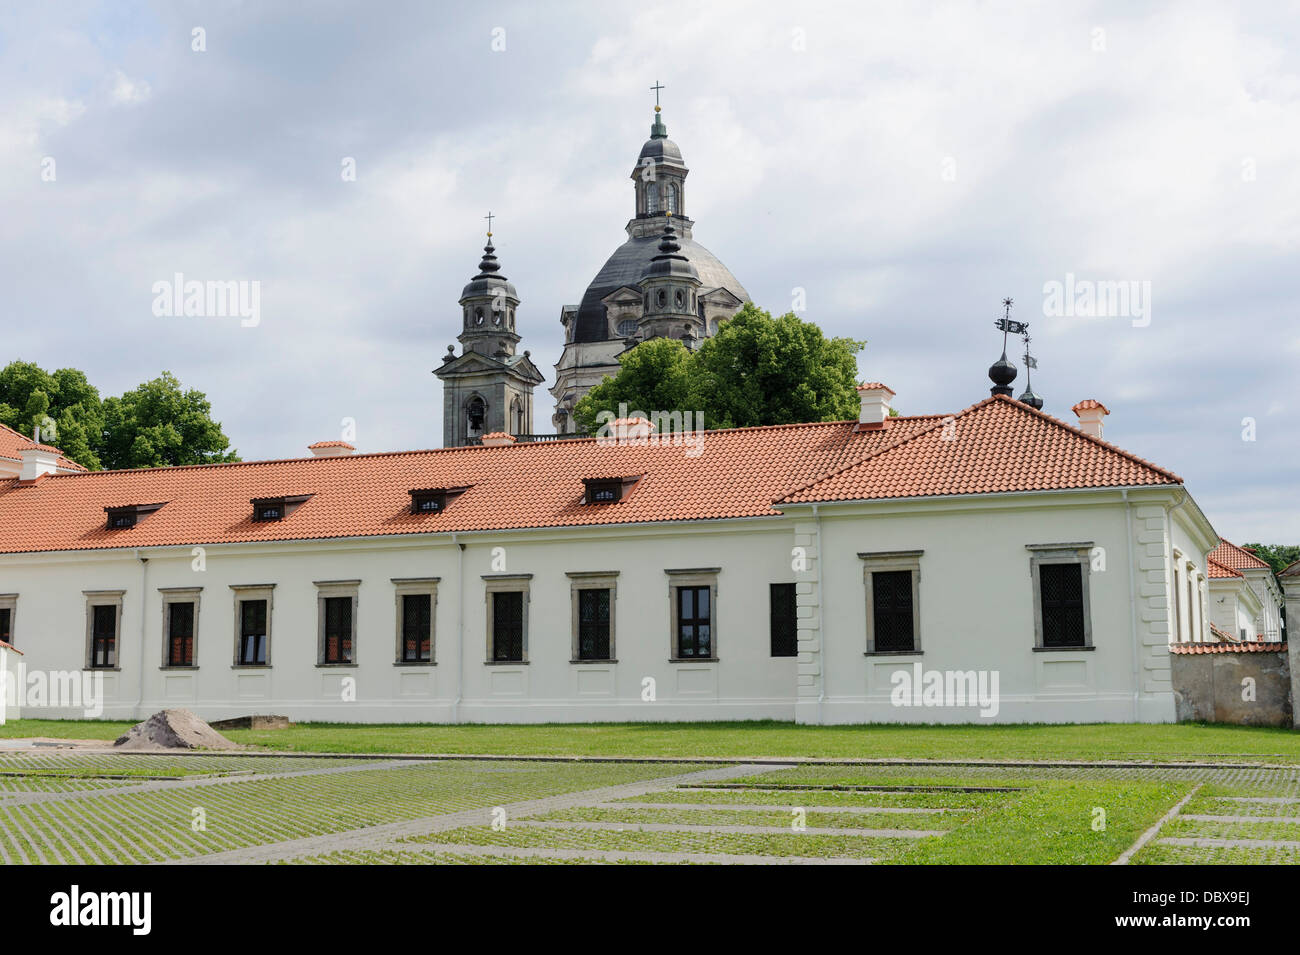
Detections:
[401, 593, 432, 662]
[492, 591, 524, 662]
[0, 606, 11, 646]
[167, 601, 196, 667]
[769, 583, 798, 657]
[872, 571, 915, 652]
[90, 604, 117, 668]
[577, 588, 611, 660]
[1039, 563, 1085, 648]
[323, 596, 353, 664]
[676, 586, 712, 658]
[239, 599, 268, 665]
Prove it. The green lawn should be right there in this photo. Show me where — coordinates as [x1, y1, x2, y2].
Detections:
[2, 718, 1297, 762]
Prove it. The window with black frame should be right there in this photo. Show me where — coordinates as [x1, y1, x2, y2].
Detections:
[323, 596, 353, 664]
[90, 604, 117, 668]
[676, 585, 712, 658]
[577, 588, 611, 660]
[492, 591, 524, 662]
[0, 607, 11, 646]
[1039, 563, 1086, 648]
[769, 583, 798, 657]
[401, 593, 432, 663]
[238, 599, 268, 665]
[871, 570, 915, 652]
[167, 601, 196, 667]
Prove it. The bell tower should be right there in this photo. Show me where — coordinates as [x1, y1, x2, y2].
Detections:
[435, 219, 544, 447]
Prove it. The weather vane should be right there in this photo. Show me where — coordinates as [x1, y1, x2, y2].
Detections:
[994, 296, 1029, 345]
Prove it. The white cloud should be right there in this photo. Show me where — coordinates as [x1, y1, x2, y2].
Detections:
[110, 69, 151, 105]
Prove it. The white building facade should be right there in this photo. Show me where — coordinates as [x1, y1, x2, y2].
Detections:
[0, 392, 1217, 725]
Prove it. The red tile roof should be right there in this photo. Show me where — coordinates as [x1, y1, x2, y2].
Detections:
[858, 382, 894, 394]
[1207, 557, 1243, 579]
[780, 395, 1180, 504]
[1208, 622, 1239, 642]
[1209, 538, 1272, 572]
[0, 423, 86, 472]
[0, 396, 1183, 555]
[307, 441, 355, 450]
[1170, 641, 1287, 655]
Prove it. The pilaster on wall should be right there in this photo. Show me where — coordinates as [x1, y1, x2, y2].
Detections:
[1280, 577, 1300, 729]
[792, 520, 822, 722]
[1133, 504, 1174, 700]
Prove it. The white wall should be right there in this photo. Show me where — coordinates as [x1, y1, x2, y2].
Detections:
[0, 486, 1213, 725]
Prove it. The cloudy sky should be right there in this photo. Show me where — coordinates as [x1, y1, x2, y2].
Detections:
[2, 1, 1298, 541]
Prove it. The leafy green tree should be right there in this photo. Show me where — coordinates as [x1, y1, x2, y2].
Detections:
[571, 303, 865, 433]
[572, 337, 695, 434]
[1241, 543, 1300, 577]
[99, 372, 239, 469]
[0, 361, 104, 468]
[688, 304, 864, 428]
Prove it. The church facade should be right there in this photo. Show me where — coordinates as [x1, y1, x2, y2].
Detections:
[434, 104, 749, 445]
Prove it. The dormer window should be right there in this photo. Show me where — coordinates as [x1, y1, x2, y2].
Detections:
[104, 502, 165, 530]
[582, 476, 641, 505]
[251, 495, 312, 523]
[409, 486, 470, 515]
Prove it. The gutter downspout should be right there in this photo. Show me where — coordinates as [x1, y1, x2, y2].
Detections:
[813, 503, 826, 725]
[1122, 490, 1140, 721]
[134, 548, 149, 718]
[452, 533, 464, 724]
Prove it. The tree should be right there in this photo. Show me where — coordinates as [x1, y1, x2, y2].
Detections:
[1241, 543, 1300, 577]
[0, 361, 105, 469]
[0, 361, 237, 470]
[689, 304, 864, 428]
[572, 337, 695, 434]
[572, 303, 865, 433]
[99, 372, 239, 470]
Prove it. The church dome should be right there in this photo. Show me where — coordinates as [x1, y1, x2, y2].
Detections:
[571, 233, 747, 342]
[637, 135, 684, 167]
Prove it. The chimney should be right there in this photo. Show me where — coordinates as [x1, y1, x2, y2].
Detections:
[480, 432, 517, 447]
[857, 383, 895, 428]
[1072, 399, 1109, 439]
[19, 442, 62, 481]
[308, 441, 356, 458]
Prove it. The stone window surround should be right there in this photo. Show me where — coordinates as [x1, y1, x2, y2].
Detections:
[858, 550, 924, 656]
[665, 568, 720, 663]
[1026, 542, 1096, 651]
[567, 571, 619, 663]
[315, 579, 361, 668]
[230, 583, 275, 668]
[483, 574, 532, 665]
[392, 577, 439, 666]
[158, 586, 202, 670]
[0, 593, 16, 646]
[83, 589, 125, 672]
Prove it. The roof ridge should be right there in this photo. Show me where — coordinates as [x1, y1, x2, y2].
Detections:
[988, 395, 1183, 483]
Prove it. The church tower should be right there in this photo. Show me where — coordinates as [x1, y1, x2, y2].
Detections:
[434, 225, 544, 447]
[549, 86, 750, 433]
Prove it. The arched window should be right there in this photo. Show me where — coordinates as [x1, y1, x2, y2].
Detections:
[466, 396, 486, 435]
[511, 398, 524, 434]
[666, 183, 678, 214]
[646, 183, 659, 214]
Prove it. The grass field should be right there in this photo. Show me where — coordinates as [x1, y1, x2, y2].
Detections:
[4, 718, 1299, 762]
[4, 719, 1299, 864]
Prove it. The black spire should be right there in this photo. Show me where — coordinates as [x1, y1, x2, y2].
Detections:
[474, 238, 503, 279]
[1017, 332, 1044, 410]
[989, 297, 1020, 397]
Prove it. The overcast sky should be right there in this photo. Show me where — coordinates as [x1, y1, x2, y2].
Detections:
[2, 1, 1298, 541]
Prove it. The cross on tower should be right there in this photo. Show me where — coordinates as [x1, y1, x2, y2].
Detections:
[484, 211, 495, 237]
[650, 80, 664, 111]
